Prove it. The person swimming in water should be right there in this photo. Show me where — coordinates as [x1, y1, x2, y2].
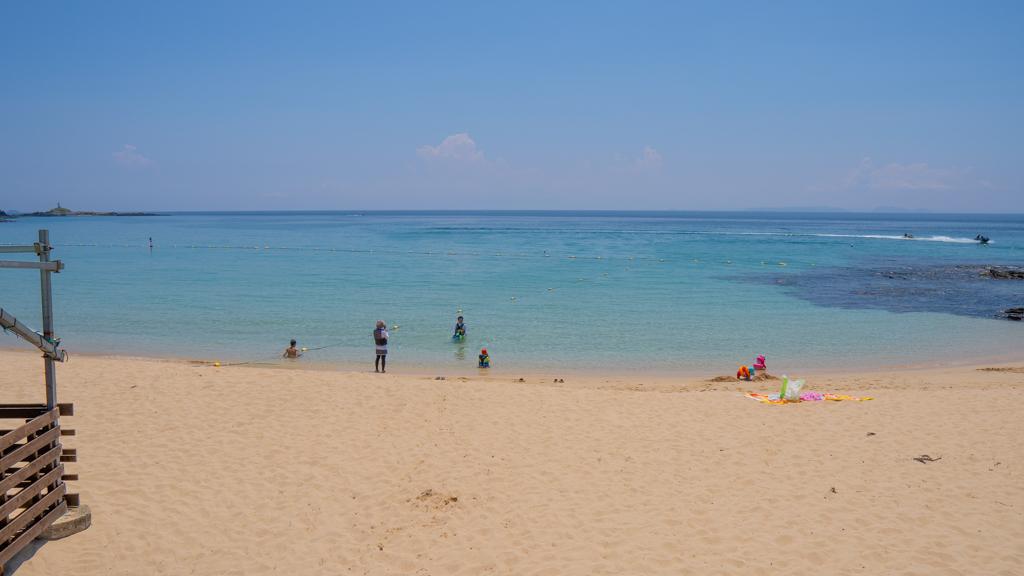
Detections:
[283, 339, 302, 358]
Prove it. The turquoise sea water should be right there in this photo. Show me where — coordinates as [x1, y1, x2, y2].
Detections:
[1, 211, 1022, 373]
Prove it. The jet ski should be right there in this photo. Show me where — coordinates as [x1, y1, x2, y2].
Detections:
[975, 234, 990, 244]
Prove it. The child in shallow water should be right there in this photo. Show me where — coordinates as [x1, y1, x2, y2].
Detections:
[478, 348, 490, 368]
[453, 315, 466, 339]
[283, 339, 302, 359]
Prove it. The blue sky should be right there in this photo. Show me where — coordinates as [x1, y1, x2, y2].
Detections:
[1, 1, 1021, 212]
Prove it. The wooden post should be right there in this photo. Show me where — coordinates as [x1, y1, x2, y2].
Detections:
[38, 230, 57, 410]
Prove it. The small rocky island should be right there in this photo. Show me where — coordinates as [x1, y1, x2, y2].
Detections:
[13, 203, 156, 217]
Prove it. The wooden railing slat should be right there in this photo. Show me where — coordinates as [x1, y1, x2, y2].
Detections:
[0, 500, 67, 567]
[0, 445, 61, 494]
[0, 465, 63, 519]
[0, 480, 65, 545]
[0, 428, 60, 472]
[0, 408, 57, 453]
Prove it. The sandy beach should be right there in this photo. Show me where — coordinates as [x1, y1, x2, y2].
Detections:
[2, 349, 1022, 575]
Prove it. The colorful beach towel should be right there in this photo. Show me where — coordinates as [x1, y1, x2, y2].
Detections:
[745, 392, 873, 404]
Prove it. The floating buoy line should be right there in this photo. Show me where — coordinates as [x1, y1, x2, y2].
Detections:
[53, 241, 807, 269]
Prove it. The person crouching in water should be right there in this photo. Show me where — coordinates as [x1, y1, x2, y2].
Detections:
[283, 339, 302, 359]
[374, 320, 389, 373]
[478, 348, 490, 368]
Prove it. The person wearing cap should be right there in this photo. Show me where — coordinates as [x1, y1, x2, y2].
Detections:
[478, 348, 490, 368]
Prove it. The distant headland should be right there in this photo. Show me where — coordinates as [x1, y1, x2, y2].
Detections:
[1, 203, 157, 218]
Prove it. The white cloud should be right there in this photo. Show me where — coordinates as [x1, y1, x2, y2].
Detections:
[845, 157, 969, 191]
[112, 144, 153, 167]
[611, 146, 664, 174]
[416, 133, 484, 162]
[635, 146, 663, 170]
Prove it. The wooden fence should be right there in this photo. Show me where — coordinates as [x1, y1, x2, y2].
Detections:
[0, 403, 76, 568]
[1, 230, 80, 572]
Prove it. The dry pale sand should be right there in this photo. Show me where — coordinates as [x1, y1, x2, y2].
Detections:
[2, 349, 1023, 575]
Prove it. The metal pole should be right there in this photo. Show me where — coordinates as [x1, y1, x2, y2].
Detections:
[38, 229, 57, 409]
[0, 308, 63, 359]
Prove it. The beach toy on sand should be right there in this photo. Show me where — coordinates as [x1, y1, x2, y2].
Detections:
[214, 362, 221, 367]
[737, 365, 751, 380]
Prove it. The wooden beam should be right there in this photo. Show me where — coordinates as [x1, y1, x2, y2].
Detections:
[0, 244, 40, 254]
[0, 260, 63, 272]
[0, 405, 48, 419]
[0, 404, 71, 419]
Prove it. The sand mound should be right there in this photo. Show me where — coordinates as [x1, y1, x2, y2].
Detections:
[411, 489, 459, 511]
[708, 372, 779, 383]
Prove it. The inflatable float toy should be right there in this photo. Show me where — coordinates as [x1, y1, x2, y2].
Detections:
[753, 354, 766, 371]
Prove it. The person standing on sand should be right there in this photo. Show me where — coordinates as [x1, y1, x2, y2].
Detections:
[374, 320, 389, 373]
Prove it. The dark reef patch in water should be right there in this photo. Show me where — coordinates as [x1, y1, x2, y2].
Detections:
[752, 264, 1024, 321]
